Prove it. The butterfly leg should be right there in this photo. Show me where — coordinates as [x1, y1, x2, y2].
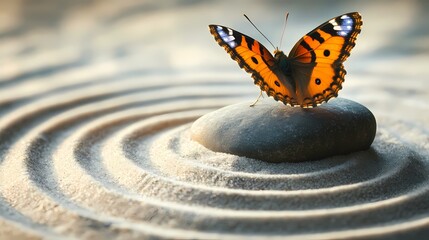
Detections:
[249, 90, 264, 107]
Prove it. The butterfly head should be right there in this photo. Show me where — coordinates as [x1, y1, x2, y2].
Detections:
[274, 48, 287, 60]
[273, 48, 293, 77]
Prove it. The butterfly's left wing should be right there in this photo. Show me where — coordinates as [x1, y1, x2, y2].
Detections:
[209, 25, 298, 106]
[288, 12, 362, 107]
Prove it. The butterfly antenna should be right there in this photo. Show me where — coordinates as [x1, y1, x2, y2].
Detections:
[243, 14, 276, 49]
[279, 12, 289, 50]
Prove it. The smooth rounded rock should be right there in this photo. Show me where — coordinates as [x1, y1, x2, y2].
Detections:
[191, 98, 376, 163]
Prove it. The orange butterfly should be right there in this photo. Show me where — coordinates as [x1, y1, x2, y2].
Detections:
[209, 12, 362, 107]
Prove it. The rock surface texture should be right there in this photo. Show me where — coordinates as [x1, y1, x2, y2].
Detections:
[191, 98, 377, 162]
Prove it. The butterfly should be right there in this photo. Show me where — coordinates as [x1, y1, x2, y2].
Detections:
[209, 12, 362, 107]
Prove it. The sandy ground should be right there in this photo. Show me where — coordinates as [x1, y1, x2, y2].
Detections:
[0, 0, 428, 239]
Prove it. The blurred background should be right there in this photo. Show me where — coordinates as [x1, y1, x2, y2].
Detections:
[0, 0, 428, 117]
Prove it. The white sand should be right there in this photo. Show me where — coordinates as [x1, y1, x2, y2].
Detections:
[1, 1, 429, 239]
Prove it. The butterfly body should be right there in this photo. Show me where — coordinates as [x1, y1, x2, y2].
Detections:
[209, 12, 362, 108]
[274, 50, 292, 76]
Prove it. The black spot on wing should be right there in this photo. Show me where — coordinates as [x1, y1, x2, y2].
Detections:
[231, 30, 243, 45]
[324, 49, 330, 57]
[315, 78, 321, 85]
[251, 56, 258, 64]
[245, 36, 255, 50]
[310, 31, 325, 44]
[320, 22, 337, 36]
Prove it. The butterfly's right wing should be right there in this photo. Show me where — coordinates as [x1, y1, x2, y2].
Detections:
[209, 25, 298, 106]
[287, 12, 362, 107]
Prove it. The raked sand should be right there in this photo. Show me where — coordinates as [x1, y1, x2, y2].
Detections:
[0, 1, 429, 239]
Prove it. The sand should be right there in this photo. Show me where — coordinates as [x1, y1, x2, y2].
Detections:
[0, 1, 429, 239]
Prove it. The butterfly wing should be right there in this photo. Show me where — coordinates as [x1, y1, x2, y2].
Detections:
[209, 25, 298, 106]
[288, 12, 362, 107]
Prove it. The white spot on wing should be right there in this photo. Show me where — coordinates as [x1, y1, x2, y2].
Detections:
[216, 27, 229, 37]
[228, 41, 237, 48]
[218, 30, 227, 37]
[330, 15, 355, 36]
[215, 26, 237, 48]
[222, 36, 235, 42]
[345, 19, 353, 25]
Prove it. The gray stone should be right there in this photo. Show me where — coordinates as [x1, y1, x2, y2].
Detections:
[191, 98, 376, 163]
